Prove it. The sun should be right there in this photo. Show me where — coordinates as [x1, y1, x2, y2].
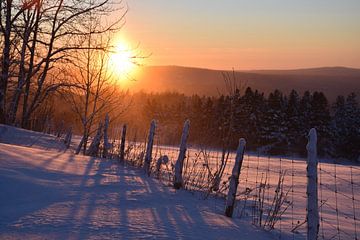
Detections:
[108, 41, 135, 77]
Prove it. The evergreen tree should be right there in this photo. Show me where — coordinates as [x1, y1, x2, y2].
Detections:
[309, 91, 331, 155]
[331, 93, 360, 160]
[259, 89, 287, 153]
[285, 90, 301, 149]
[234, 87, 264, 149]
[188, 95, 204, 144]
[299, 91, 312, 133]
[251, 90, 266, 147]
[201, 97, 216, 146]
[296, 91, 313, 155]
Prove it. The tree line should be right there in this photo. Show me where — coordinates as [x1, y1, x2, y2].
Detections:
[136, 88, 359, 161]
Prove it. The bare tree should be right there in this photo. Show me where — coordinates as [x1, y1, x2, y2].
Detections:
[210, 70, 247, 191]
[1, 0, 126, 126]
[0, 0, 22, 123]
[59, 0, 133, 154]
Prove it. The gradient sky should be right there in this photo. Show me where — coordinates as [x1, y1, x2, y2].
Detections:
[119, 0, 360, 70]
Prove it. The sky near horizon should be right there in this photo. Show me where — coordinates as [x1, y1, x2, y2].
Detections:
[118, 0, 360, 70]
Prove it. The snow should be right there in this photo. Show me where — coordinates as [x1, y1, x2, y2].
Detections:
[152, 145, 359, 239]
[0, 124, 67, 151]
[2, 125, 358, 239]
[0, 126, 276, 239]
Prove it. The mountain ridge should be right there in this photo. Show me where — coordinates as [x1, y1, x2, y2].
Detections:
[129, 65, 360, 100]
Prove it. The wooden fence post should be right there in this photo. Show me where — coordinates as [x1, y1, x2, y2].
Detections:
[57, 120, 64, 137]
[173, 119, 190, 189]
[156, 155, 169, 177]
[119, 124, 127, 162]
[86, 122, 103, 157]
[144, 120, 156, 176]
[103, 113, 110, 158]
[64, 127, 72, 149]
[306, 128, 319, 240]
[225, 138, 246, 218]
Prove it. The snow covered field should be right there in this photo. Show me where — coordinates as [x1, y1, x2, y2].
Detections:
[0, 125, 358, 239]
[132, 143, 360, 239]
[0, 126, 277, 239]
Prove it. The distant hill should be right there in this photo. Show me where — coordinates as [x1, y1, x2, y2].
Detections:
[245, 67, 360, 77]
[128, 65, 360, 100]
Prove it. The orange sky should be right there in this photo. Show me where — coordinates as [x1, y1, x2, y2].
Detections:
[116, 1, 360, 70]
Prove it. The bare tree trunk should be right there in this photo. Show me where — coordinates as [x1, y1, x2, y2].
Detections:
[103, 113, 110, 158]
[306, 128, 319, 240]
[57, 120, 65, 137]
[82, 128, 89, 155]
[119, 124, 127, 162]
[173, 119, 190, 189]
[0, 0, 12, 123]
[21, 7, 40, 128]
[75, 135, 85, 155]
[22, 1, 61, 124]
[8, 10, 34, 125]
[144, 120, 156, 176]
[225, 138, 246, 218]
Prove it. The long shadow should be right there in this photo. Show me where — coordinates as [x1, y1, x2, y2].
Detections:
[74, 157, 110, 239]
[0, 163, 83, 232]
[39, 152, 65, 169]
[125, 173, 275, 239]
[0, 143, 65, 170]
[145, 177, 207, 238]
[61, 156, 97, 239]
[1, 143, 281, 239]
[0, 146, 106, 238]
[75, 159, 159, 239]
[104, 166, 210, 238]
[57, 153, 76, 172]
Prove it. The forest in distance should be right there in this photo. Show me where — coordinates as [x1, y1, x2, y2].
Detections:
[36, 84, 360, 162]
[129, 65, 360, 100]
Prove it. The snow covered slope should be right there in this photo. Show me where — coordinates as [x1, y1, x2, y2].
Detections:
[0, 140, 278, 239]
[0, 124, 66, 151]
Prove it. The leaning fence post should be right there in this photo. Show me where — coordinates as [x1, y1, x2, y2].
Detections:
[86, 122, 103, 157]
[173, 119, 190, 189]
[119, 124, 127, 162]
[57, 120, 64, 137]
[144, 120, 156, 176]
[64, 127, 72, 149]
[306, 128, 319, 240]
[225, 138, 246, 218]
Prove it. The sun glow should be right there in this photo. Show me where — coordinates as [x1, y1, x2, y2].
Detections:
[108, 41, 136, 78]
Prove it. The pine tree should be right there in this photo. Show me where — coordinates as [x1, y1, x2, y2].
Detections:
[309, 91, 331, 155]
[201, 97, 216, 146]
[331, 93, 360, 160]
[285, 90, 301, 149]
[297, 91, 313, 155]
[234, 87, 264, 149]
[259, 89, 287, 153]
[189, 95, 204, 144]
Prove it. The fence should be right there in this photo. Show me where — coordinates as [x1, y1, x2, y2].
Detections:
[79, 119, 359, 239]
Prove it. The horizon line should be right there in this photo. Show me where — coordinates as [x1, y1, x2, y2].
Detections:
[141, 64, 360, 72]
